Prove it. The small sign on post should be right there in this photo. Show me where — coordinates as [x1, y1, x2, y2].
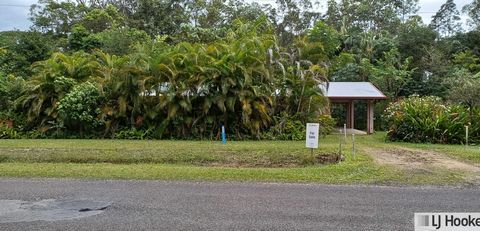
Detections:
[306, 123, 320, 151]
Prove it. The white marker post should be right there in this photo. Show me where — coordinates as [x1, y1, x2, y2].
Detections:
[465, 126, 469, 146]
[343, 124, 347, 144]
[306, 123, 320, 154]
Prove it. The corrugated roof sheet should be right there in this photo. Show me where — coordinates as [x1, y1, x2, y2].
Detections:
[323, 82, 387, 99]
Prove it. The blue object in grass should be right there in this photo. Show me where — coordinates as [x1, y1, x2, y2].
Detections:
[221, 125, 226, 144]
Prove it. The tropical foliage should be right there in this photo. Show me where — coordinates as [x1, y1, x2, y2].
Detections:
[58, 81, 103, 133]
[0, 0, 480, 142]
[384, 96, 480, 144]
[4, 18, 330, 139]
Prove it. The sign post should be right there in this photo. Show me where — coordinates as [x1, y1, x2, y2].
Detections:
[306, 123, 320, 154]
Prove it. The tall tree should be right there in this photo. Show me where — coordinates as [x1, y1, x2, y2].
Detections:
[324, 0, 342, 30]
[333, 0, 418, 33]
[80, 4, 124, 33]
[394, 0, 419, 22]
[55, 0, 192, 37]
[305, 21, 341, 62]
[30, 0, 88, 36]
[187, 0, 266, 29]
[129, 0, 189, 36]
[463, 0, 480, 29]
[430, 0, 462, 37]
[0, 31, 56, 78]
[270, 0, 321, 46]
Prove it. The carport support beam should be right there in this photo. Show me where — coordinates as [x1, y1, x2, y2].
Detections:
[346, 101, 354, 129]
[367, 100, 374, 134]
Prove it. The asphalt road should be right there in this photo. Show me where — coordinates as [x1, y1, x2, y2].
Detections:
[0, 179, 479, 230]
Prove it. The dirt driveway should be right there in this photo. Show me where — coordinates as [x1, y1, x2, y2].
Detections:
[365, 147, 480, 183]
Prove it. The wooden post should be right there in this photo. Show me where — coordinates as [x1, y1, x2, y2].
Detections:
[346, 103, 351, 128]
[367, 100, 374, 134]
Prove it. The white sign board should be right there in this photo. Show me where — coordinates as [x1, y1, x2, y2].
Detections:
[305, 123, 319, 149]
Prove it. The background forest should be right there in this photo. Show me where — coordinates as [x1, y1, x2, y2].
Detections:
[0, 0, 479, 142]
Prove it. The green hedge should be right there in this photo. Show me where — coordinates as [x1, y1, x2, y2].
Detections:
[383, 95, 480, 144]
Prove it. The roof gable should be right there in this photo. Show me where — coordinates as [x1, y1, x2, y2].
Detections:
[323, 82, 387, 100]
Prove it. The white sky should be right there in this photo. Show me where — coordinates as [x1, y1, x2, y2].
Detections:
[0, 0, 473, 31]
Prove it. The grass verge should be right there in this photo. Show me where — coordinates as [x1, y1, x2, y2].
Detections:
[0, 135, 472, 185]
[0, 139, 341, 167]
[0, 162, 465, 185]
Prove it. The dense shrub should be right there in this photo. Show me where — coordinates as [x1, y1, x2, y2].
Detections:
[0, 124, 19, 139]
[261, 115, 305, 140]
[0, 74, 24, 110]
[469, 108, 480, 144]
[317, 115, 336, 136]
[57, 81, 103, 133]
[113, 127, 154, 140]
[384, 95, 479, 144]
[0, 111, 28, 139]
[261, 113, 335, 141]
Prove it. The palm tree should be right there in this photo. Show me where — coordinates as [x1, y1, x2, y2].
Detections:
[18, 51, 100, 125]
[51, 52, 99, 81]
[94, 50, 153, 135]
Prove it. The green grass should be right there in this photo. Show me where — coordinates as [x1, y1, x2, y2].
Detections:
[0, 139, 340, 166]
[0, 134, 474, 185]
[0, 162, 465, 185]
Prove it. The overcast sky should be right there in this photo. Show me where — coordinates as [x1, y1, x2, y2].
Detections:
[0, 0, 472, 31]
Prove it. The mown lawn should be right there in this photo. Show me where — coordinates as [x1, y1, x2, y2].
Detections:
[0, 134, 473, 185]
[0, 162, 463, 185]
[0, 139, 342, 166]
